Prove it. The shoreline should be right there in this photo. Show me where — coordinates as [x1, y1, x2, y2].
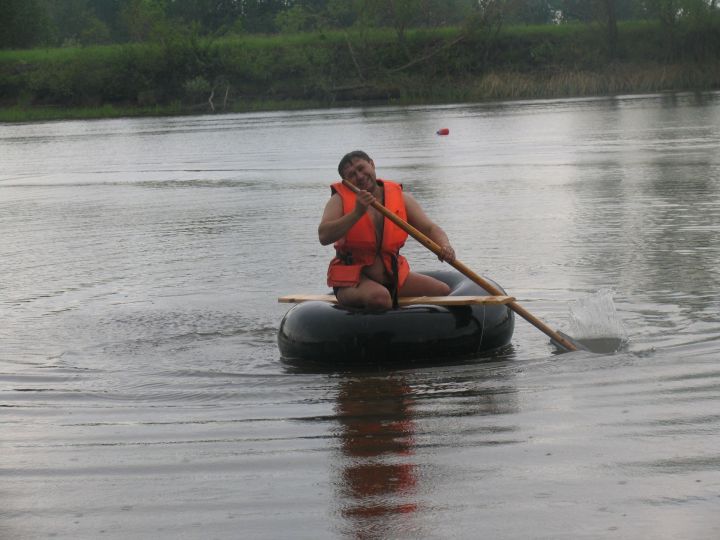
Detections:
[2, 62, 719, 123]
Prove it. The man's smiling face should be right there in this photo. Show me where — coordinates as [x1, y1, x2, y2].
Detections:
[341, 158, 377, 191]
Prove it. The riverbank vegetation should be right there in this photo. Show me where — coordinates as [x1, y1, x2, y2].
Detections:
[1, 1, 719, 121]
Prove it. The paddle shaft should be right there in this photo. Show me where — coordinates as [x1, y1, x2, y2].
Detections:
[341, 179, 578, 351]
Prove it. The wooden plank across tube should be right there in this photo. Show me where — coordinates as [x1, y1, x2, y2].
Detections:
[278, 294, 515, 306]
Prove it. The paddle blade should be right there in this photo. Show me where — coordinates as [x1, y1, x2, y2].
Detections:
[551, 331, 628, 354]
[550, 331, 589, 353]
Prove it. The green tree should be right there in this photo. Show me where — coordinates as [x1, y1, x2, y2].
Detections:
[241, 0, 287, 33]
[0, 0, 52, 48]
[599, 0, 619, 58]
[324, 0, 361, 27]
[120, 0, 169, 42]
[166, 0, 243, 35]
[45, 0, 113, 45]
[276, 4, 319, 33]
[504, 0, 557, 24]
[641, 0, 719, 58]
[552, 1, 646, 59]
[353, 0, 473, 59]
[554, 0, 596, 21]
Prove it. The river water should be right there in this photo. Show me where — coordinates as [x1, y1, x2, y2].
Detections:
[2, 93, 720, 539]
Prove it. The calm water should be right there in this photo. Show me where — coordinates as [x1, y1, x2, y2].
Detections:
[2, 93, 720, 539]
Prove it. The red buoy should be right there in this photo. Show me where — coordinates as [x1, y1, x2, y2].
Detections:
[436, 128, 450, 136]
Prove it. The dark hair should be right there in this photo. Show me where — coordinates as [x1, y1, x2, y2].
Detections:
[338, 150, 372, 179]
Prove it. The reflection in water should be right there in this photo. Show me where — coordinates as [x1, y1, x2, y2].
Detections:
[331, 363, 523, 539]
[333, 376, 418, 539]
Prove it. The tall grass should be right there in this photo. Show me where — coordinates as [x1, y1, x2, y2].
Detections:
[469, 63, 720, 100]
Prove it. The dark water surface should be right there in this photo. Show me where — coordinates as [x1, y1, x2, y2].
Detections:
[2, 93, 720, 539]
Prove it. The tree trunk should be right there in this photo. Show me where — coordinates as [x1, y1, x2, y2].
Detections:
[601, 0, 618, 60]
[387, 0, 411, 61]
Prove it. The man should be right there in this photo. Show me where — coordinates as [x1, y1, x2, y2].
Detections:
[318, 150, 456, 311]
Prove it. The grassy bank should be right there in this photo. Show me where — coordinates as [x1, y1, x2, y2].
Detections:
[0, 99, 327, 122]
[1, 20, 719, 122]
[2, 62, 717, 123]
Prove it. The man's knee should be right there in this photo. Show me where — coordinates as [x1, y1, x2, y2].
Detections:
[365, 288, 392, 311]
[437, 281, 451, 296]
[418, 277, 451, 297]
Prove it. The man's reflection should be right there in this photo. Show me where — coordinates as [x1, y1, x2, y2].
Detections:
[333, 376, 418, 538]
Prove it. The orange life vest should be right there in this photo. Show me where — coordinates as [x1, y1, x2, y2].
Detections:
[327, 180, 410, 289]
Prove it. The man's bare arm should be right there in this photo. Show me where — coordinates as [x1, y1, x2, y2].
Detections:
[318, 191, 375, 245]
[404, 193, 456, 262]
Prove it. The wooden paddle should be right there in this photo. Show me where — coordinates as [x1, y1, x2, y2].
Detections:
[341, 179, 581, 352]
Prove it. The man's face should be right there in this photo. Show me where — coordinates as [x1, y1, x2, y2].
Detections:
[341, 158, 376, 191]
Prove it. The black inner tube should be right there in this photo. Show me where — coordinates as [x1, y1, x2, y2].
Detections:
[278, 270, 514, 367]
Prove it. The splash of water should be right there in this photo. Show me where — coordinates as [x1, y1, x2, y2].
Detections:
[566, 289, 628, 353]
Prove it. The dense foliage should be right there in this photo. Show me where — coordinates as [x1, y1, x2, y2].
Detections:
[0, 1, 718, 118]
[1, 0, 719, 48]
